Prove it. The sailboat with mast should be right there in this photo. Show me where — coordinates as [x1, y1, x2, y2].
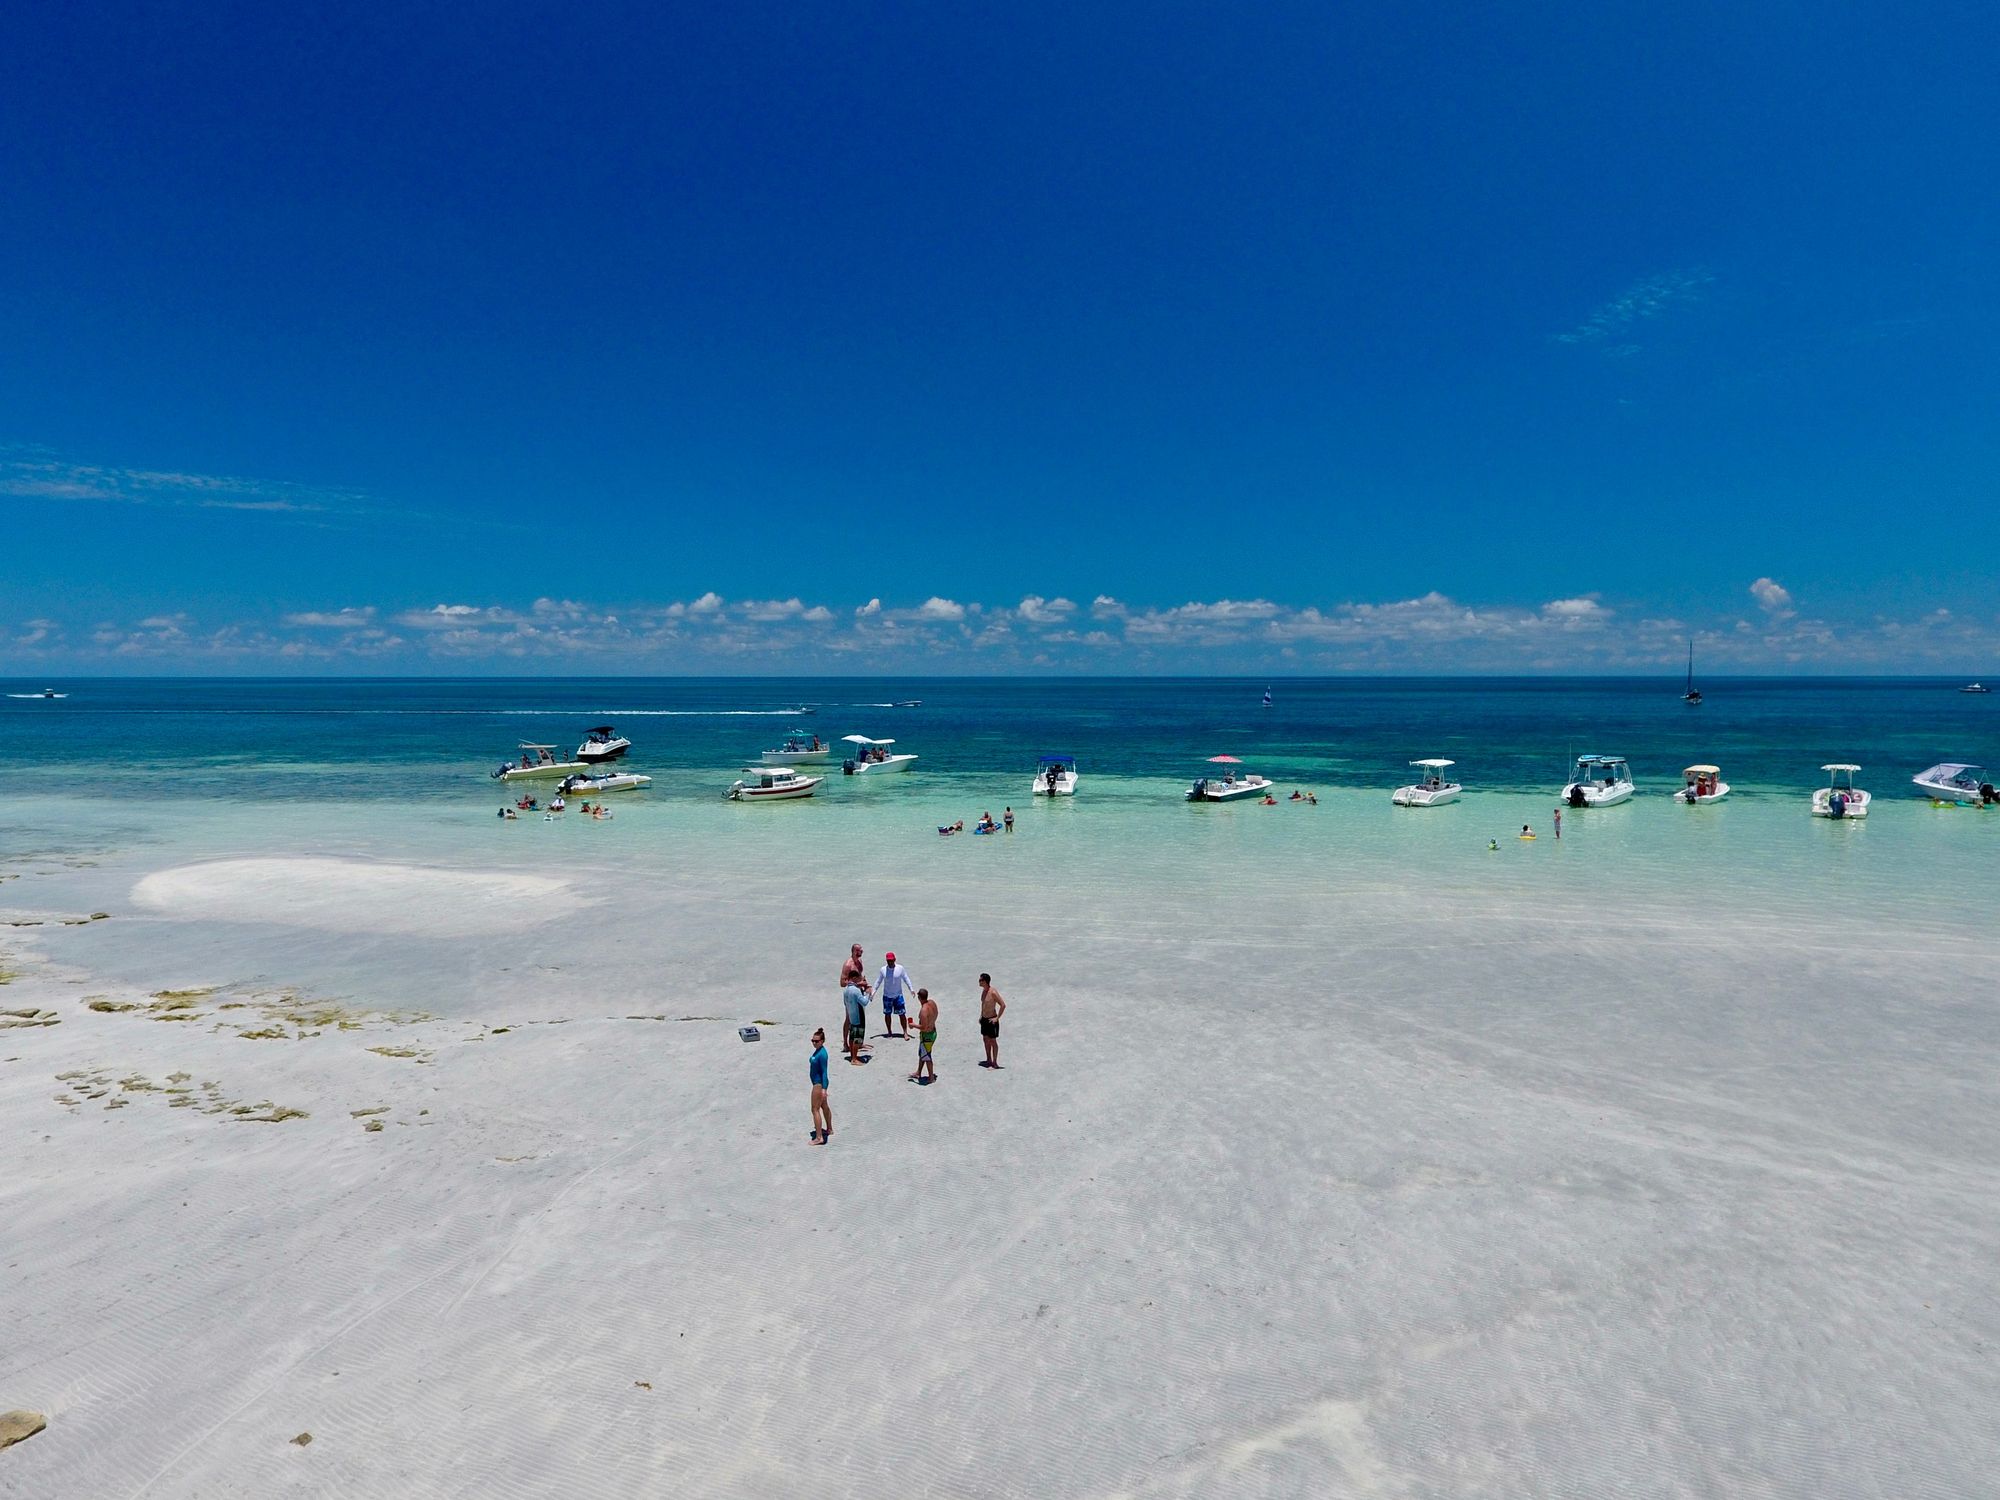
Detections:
[1682, 641, 1702, 705]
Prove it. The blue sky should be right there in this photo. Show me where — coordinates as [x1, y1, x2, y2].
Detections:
[3, 3, 1996, 673]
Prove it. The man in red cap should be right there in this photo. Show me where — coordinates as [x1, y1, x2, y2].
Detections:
[876, 950, 914, 1038]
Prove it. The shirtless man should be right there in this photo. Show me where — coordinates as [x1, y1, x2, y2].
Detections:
[839, 943, 871, 1055]
[977, 972, 1006, 1069]
[908, 988, 938, 1083]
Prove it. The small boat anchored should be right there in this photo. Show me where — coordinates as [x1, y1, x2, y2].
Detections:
[557, 770, 652, 794]
[760, 731, 833, 766]
[1961, 682, 1991, 694]
[841, 735, 918, 774]
[728, 767, 822, 801]
[1563, 755, 1634, 808]
[492, 743, 589, 781]
[1673, 764, 1730, 804]
[1187, 756, 1272, 802]
[1032, 754, 1078, 797]
[576, 726, 631, 764]
[1812, 764, 1869, 819]
[1682, 641, 1702, 705]
[1392, 759, 1461, 807]
[1912, 762, 1996, 806]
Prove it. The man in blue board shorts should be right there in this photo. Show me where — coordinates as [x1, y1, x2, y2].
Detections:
[809, 1028, 832, 1144]
[877, 951, 914, 1037]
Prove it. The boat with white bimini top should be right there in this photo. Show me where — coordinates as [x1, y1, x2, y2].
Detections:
[759, 731, 833, 766]
[1673, 764, 1730, 804]
[492, 744, 589, 781]
[729, 767, 822, 801]
[1187, 756, 1272, 802]
[1562, 754, 1634, 808]
[1811, 763, 1870, 819]
[1912, 762, 1996, 806]
[576, 726, 631, 764]
[1392, 758, 1461, 807]
[1032, 754, 1078, 797]
[557, 770, 652, 794]
[841, 736, 918, 774]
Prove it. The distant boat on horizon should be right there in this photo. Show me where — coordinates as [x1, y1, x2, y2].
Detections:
[1261, 685, 1272, 708]
[1961, 682, 1991, 694]
[1682, 642, 1702, 705]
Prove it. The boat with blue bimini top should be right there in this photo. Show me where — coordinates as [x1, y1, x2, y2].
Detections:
[1033, 755, 1078, 797]
[1562, 754, 1634, 808]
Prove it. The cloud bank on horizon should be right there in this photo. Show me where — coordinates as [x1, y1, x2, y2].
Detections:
[6, 579, 1982, 675]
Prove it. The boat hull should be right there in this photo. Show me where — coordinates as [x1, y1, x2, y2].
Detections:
[1031, 773, 1078, 796]
[729, 779, 820, 801]
[1811, 788, 1870, 818]
[1392, 784, 1460, 807]
[1561, 781, 1634, 807]
[1188, 776, 1272, 802]
[1672, 783, 1731, 804]
[845, 755, 918, 774]
[760, 749, 834, 765]
[1912, 774, 1994, 805]
[577, 744, 630, 764]
[561, 773, 651, 793]
[496, 761, 589, 782]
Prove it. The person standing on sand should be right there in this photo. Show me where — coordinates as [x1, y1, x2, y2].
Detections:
[877, 951, 914, 1037]
[977, 973, 1006, 1069]
[909, 988, 938, 1083]
[842, 981, 869, 1064]
[809, 1028, 832, 1145]
[840, 943, 871, 999]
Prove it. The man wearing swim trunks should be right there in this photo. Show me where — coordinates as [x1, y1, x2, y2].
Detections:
[809, 1028, 832, 1145]
[909, 988, 938, 1083]
[877, 951, 914, 1037]
[977, 972, 1005, 1069]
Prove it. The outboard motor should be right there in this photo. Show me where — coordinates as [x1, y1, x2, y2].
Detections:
[843, 757, 858, 776]
[1829, 791, 1847, 819]
[1981, 782, 1997, 805]
[1568, 784, 1588, 808]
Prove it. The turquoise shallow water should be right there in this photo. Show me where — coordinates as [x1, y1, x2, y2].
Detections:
[1, 677, 1993, 961]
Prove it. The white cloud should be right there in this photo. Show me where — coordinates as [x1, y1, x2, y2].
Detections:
[1749, 577, 1794, 617]
[855, 598, 881, 617]
[687, 592, 724, 615]
[1016, 595, 1077, 624]
[1542, 596, 1608, 619]
[912, 597, 965, 621]
[284, 607, 377, 628]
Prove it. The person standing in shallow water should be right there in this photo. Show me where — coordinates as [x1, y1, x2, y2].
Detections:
[809, 1028, 832, 1145]
[1553, 806, 1562, 840]
[977, 973, 1006, 1069]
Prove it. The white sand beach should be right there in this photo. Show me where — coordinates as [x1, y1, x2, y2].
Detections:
[4, 838, 1999, 1499]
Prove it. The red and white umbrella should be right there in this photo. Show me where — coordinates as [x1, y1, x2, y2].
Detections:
[1207, 755, 1242, 764]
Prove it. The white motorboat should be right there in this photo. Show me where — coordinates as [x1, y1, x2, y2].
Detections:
[492, 743, 589, 781]
[1673, 764, 1730, 804]
[1912, 762, 1996, 805]
[1562, 754, 1634, 808]
[760, 730, 834, 766]
[1187, 756, 1272, 802]
[7, 688, 67, 699]
[1811, 763, 1870, 819]
[1032, 754, 1078, 797]
[729, 767, 822, 801]
[557, 770, 652, 794]
[841, 735, 918, 774]
[1960, 683, 1990, 694]
[576, 726, 632, 764]
[1392, 758, 1461, 807]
